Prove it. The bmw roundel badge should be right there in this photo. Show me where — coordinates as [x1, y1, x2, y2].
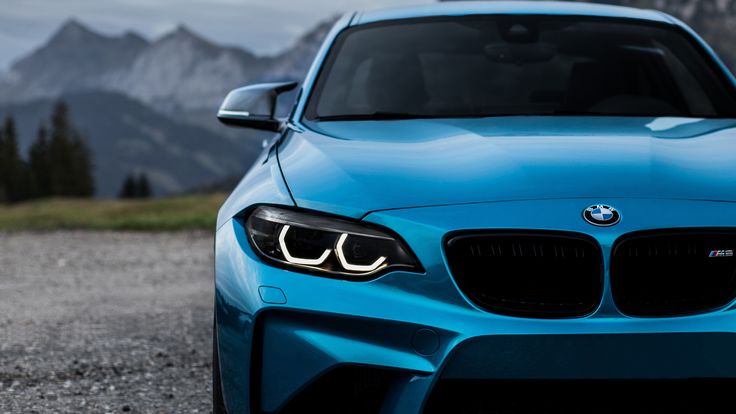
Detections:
[583, 204, 620, 227]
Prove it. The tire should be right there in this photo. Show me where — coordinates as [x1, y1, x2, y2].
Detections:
[213, 318, 227, 414]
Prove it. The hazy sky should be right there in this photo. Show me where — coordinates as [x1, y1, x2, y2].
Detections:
[0, 0, 432, 69]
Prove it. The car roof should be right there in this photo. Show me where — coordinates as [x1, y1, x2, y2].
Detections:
[352, 1, 675, 26]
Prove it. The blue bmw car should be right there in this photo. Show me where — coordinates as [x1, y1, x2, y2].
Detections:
[213, 2, 736, 413]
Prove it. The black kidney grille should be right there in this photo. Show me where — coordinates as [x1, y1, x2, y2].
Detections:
[611, 230, 736, 317]
[445, 232, 603, 318]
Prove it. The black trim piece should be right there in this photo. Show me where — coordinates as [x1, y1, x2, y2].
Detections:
[278, 365, 399, 414]
[425, 379, 736, 413]
[611, 228, 736, 317]
[445, 230, 604, 318]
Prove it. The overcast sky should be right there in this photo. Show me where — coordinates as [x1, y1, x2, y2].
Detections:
[0, 0, 433, 69]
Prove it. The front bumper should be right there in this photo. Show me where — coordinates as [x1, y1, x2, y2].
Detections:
[215, 198, 736, 413]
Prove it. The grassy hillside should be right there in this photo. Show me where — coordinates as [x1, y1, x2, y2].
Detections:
[0, 193, 227, 231]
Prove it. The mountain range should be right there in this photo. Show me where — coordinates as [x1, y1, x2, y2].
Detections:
[0, 18, 334, 197]
[0, 17, 335, 116]
[1, 0, 735, 197]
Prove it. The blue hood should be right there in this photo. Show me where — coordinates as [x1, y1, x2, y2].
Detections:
[278, 117, 736, 218]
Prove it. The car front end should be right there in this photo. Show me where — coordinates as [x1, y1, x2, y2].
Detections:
[216, 197, 736, 413]
[213, 2, 736, 413]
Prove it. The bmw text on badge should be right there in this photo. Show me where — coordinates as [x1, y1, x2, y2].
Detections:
[583, 205, 621, 227]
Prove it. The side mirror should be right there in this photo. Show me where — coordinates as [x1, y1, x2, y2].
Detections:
[217, 81, 298, 132]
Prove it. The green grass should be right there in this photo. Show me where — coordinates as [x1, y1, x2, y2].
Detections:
[0, 193, 227, 231]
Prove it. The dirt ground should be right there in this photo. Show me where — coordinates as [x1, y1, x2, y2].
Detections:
[0, 231, 214, 414]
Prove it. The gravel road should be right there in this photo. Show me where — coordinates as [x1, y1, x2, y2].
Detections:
[0, 231, 214, 414]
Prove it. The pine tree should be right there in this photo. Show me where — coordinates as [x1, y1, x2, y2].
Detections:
[68, 130, 94, 197]
[119, 174, 137, 199]
[0, 123, 6, 202]
[49, 102, 74, 196]
[29, 125, 52, 198]
[1, 117, 27, 202]
[47, 100, 95, 198]
[136, 173, 152, 199]
[0, 105, 94, 203]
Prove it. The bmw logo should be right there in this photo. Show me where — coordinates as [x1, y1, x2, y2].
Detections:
[583, 204, 620, 227]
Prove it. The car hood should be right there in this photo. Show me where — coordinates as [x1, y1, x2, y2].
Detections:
[277, 116, 736, 218]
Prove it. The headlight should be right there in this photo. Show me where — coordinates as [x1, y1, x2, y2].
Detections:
[245, 206, 422, 278]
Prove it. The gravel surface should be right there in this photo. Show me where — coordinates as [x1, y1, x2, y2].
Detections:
[0, 231, 214, 414]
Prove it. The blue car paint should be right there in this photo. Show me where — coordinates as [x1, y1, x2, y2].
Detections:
[214, 2, 736, 413]
[280, 117, 736, 218]
[216, 144, 294, 230]
[217, 198, 736, 412]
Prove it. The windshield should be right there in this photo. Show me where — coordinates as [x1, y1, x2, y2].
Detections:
[304, 16, 736, 121]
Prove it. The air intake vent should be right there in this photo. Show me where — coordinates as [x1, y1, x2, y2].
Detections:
[611, 229, 736, 317]
[424, 379, 733, 414]
[445, 232, 603, 318]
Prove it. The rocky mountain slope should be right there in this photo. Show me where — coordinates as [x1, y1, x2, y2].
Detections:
[0, 18, 334, 197]
[0, 18, 333, 114]
[2, 20, 149, 102]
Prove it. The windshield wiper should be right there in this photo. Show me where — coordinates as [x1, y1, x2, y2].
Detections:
[313, 112, 440, 121]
